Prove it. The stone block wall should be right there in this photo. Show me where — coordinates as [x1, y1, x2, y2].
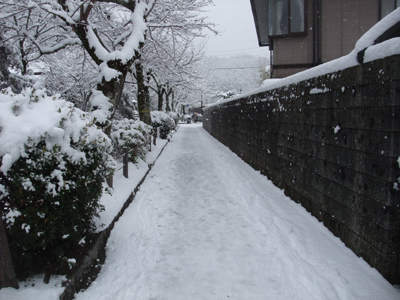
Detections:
[203, 55, 400, 284]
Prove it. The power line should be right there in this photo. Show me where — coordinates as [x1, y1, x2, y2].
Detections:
[206, 46, 267, 54]
[207, 67, 260, 77]
[205, 49, 269, 58]
[205, 39, 261, 47]
[210, 67, 260, 70]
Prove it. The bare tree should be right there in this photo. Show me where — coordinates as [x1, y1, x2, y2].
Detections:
[0, 0, 156, 126]
[41, 47, 98, 111]
[135, 0, 216, 112]
[0, 0, 215, 122]
[0, 2, 80, 75]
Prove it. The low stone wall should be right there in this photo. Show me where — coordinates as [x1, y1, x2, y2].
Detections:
[203, 55, 400, 284]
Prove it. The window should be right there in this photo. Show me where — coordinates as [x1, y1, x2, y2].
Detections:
[290, 0, 305, 32]
[250, 0, 305, 45]
[380, 0, 399, 19]
[250, 0, 270, 46]
[269, 0, 305, 36]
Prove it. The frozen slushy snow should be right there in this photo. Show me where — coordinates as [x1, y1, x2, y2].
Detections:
[75, 124, 399, 300]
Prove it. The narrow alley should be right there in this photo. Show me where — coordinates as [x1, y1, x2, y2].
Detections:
[76, 124, 399, 300]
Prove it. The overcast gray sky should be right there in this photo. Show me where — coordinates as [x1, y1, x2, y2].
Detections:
[202, 0, 269, 57]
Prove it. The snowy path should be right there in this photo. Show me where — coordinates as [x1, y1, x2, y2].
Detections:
[76, 124, 399, 300]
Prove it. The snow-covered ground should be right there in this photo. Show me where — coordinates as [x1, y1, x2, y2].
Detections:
[95, 139, 168, 231]
[69, 123, 398, 300]
[0, 139, 168, 300]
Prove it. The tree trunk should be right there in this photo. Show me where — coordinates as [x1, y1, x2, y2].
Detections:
[0, 217, 19, 289]
[165, 93, 171, 112]
[92, 63, 129, 136]
[157, 89, 164, 111]
[97, 60, 130, 121]
[171, 90, 175, 111]
[73, 23, 133, 126]
[19, 39, 28, 76]
[135, 61, 152, 125]
[165, 88, 172, 112]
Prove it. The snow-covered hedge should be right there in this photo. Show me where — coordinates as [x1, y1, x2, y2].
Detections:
[151, 111, 176, 139]
[110, 118, 152, 163]
[0, 88, 115, 278]
[168, 111, 179, 126]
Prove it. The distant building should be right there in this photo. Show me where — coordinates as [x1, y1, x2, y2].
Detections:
[250, 0, 399, 78]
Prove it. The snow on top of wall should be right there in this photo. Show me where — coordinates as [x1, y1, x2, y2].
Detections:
[364, 37, 400, 62]
[354, 8, 400, 52]
[205, 8, 400, 110]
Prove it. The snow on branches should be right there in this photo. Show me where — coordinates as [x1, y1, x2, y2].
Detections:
[0, 87, 113, 175]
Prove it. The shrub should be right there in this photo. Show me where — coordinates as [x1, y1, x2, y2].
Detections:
[168, 112, 179, 126]
[0, 88, 115, 278]
[151, 111, 176, 139]
[110, 118, 152, 163]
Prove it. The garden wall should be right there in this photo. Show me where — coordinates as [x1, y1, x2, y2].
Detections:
[203, 55, 400, 284]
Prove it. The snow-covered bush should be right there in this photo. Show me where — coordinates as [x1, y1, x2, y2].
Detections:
[151, 111, 176, 139]
[110, 118, 152, 163]
[0, 88, 115, 278]
[168, 111, 179, 126]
